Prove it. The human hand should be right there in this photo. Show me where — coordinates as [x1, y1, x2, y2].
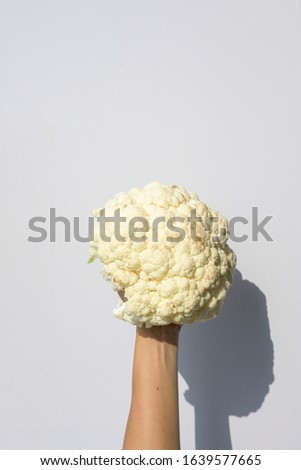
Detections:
[118, 290, 182, 345]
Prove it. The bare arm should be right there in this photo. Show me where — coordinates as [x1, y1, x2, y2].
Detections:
[122, 324, 181, 450]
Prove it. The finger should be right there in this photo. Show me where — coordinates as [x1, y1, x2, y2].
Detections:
[118, 290, 127, 302]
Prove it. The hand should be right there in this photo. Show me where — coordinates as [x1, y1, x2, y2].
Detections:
[118, 290, 128, 302]
[118, 290, 182, 345]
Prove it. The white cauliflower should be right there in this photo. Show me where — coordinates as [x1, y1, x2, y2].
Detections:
[89, 182, 236, 327]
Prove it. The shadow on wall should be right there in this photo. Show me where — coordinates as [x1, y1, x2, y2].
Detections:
[178, 270, 274, 450]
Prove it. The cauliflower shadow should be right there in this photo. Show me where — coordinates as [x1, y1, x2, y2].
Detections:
[178, 270, 274, 449]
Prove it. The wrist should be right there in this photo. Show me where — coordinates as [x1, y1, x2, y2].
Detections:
[136, 324, 181, 347]
[133, 324, 180, 375]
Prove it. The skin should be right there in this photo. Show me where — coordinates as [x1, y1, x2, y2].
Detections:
[119, 291, 182, 450]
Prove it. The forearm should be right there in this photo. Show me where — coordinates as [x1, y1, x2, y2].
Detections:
[122, 325, 181, 450]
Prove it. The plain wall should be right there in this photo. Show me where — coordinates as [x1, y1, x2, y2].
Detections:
[0, 0, 300, 449]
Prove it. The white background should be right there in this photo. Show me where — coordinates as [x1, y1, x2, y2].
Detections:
[0, 0, 300, 449]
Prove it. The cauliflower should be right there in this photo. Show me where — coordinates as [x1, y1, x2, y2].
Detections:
[89, 182, 236, 327]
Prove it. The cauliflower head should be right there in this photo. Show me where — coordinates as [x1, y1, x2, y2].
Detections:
[89, 182, 236, 327]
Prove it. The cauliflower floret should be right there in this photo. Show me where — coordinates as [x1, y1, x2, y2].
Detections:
[89, 182, 236, 327]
